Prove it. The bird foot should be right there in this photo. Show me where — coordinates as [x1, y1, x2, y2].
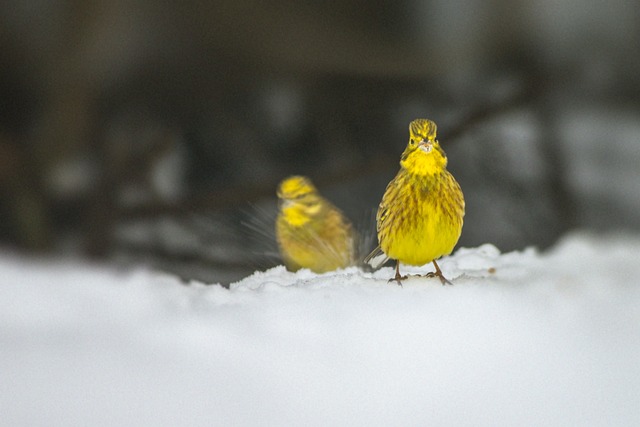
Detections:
[429, 260, 453, 285]
[388, 274, 407, 286]
[422, 271, 452, 285]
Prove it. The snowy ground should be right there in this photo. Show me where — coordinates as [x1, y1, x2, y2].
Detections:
[1, 232, 639, 426]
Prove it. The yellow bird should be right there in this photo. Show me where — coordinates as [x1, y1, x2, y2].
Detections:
[276, 175, 355, 273]
[365, 118, 465, 284]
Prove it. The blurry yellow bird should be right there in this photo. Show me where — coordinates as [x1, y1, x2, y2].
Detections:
[276, 175, 355, 273]
[364, 118, 465, 284]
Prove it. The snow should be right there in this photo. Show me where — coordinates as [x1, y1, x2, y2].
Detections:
[2, 232, 640, 426]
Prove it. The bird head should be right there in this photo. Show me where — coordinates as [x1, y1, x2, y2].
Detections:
[277, 175, 323, 226]
[400, 118, 448, 175]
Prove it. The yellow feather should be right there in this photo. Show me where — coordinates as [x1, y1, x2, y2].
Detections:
[366, 118, 465, 283]
[276, 176, 355, 273]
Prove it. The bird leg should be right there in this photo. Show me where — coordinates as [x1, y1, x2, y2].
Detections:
[388, 261, 407, 285]
[428, 259, 452, 285]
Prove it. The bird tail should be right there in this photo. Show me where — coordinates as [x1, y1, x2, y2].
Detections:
[363, 245, 389, 271]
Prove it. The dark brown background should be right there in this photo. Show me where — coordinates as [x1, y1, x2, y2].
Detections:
[1, 0, 639, 284]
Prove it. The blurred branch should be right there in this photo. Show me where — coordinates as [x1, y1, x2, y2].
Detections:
[119, 76, 542, 220]
[534, 100, 578, 232]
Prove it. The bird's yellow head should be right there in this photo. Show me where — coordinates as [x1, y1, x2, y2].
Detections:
[277, 175, 323, 226]
[400, 118, 448, 176]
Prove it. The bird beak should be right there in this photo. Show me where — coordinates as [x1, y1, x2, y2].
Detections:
[418, 140, 433, 153]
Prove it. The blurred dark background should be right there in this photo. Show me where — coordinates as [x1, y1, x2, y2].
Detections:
[1, 0, 639, 284]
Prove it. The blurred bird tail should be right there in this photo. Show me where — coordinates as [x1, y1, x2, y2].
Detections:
[363, 246, 389, 271]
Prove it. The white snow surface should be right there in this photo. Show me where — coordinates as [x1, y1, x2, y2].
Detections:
[2, 232, 640, 426]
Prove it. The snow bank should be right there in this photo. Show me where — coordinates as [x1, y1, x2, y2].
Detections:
[1, 232, 639, 426]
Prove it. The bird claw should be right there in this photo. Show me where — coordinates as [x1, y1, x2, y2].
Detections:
[431, 260, 453, 285]
[431, 272, 453, 285]
[420, 271, 452, 285]
[439, 276, 453, 286]
[388, 275, 407, 286]
[387, 260, 452, 286]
